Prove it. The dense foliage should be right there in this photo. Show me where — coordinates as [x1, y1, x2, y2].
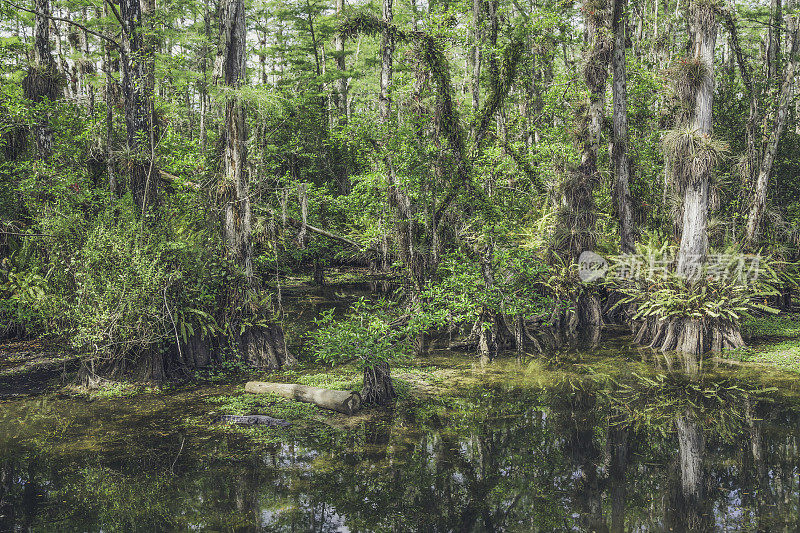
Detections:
[0, 0, 798, 388]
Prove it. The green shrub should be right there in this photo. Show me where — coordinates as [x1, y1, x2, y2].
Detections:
[308, 297, 410, 369]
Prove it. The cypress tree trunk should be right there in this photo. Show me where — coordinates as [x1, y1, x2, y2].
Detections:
[199, 0, 211, 152]
[612, 0, 636, 254]
[215, 0, 294, 370]
[471, 0, 481, 115]
[552, 0, 611, 338]
[103, 2, 117, 194]
[744, 16, 799, 248]
[214, 0, 251, 276]
[333, 0, 348, 122]
[119, 0, 156, 213]
[635, 1, 745, 355]
[676, 0, 716, 278]
[24, 0, 59, 161]
[379, 0, 393, 122]
[668, 3, 720, 355]
[767, 0, 782, 84]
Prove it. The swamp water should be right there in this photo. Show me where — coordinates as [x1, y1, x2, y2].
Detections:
[2, 282, 800, 532]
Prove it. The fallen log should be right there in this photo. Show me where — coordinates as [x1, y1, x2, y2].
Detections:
[214, 414, 291, 427]
[245, 381, 362, 415]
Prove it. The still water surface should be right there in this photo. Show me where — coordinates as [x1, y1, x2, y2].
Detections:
[1, 283, 799, 531]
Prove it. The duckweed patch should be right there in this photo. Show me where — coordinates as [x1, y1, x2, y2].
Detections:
[743, 314, 800, 340]
[729, 339, 800, 374]
[207, 390, 320, 420]
[63, 381, 166, 399]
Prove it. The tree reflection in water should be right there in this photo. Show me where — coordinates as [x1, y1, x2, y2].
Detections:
[1, 353, 800, 531]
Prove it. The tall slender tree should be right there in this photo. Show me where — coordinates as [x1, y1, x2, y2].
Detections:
[551, 0, 612, 338]
[744, 15, 800, 248]
[215, 0, 295, 369]
[332, 0, 348, 122]
[119, 0, 157, 213]
[612, 0, 636, 254]
[24, 0, 59, 160]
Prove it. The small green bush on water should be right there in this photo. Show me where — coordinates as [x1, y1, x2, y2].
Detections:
[309, 297, 410, 370]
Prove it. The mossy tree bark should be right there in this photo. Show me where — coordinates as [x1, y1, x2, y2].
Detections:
[215, 0, 294, 370]
[23, 0, 60, 161]
[119, 0, 157, 214]
[612, 0, 635, 254]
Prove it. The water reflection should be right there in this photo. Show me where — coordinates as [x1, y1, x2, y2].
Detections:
[1, 357, 800, 531]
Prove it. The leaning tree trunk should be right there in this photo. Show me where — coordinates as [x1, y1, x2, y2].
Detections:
[119, 0, 156, 214]
[23, 0, 60, 161]
[744, 15, 799, 248]
[215, 0, 294, 370]
[612, 0, 636, 254]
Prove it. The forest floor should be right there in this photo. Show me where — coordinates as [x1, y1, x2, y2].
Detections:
[730, 313, 800, 373]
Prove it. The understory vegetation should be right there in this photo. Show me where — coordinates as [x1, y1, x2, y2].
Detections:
[1, 0, 799, 403]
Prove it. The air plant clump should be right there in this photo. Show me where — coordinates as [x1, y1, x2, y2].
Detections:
[581, 0, 611, 25]
[662, 125, 728, 192]
[551, 171, 599, 261]
[690, 0, 721, 34]
[339, 13, 408, 45]
[669, 57, 707, 113]
[22, 65, 64, 103]
[583, 35, 613, 90]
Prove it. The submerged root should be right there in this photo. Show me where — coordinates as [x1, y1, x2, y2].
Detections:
[448, 313, 555, 357]
[546, 294, 603, 346]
